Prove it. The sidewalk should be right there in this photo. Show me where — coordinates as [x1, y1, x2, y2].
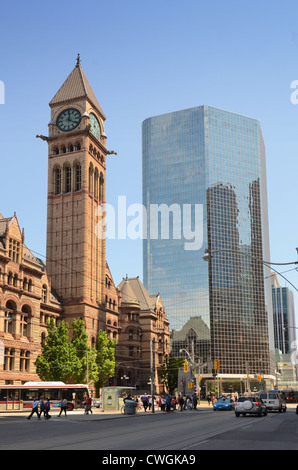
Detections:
[0, 403, 212, 421]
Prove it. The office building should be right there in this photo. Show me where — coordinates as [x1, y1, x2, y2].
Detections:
[271, 273, 296, 354]
[143, 105, 276, 387]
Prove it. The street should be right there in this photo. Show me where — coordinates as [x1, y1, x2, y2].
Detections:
[0, 406, 298, 451]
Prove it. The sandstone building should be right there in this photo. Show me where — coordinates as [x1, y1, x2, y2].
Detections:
[0, 57, 170, 392]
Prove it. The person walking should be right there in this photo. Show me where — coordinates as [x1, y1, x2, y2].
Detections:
[165, 395, 172, 412]
[141, 393, 149, 412]
[39, 397, 46, 418]
[27, 399, 40, 420]
[84, 396, 93, 415]
[192, 394, 198, 411]
[58, 398, 68, 417]
[179, 395, 184, 411]
[44, 398, 51, 420]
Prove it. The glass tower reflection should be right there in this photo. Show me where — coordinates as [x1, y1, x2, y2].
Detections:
[142, 105, 275, 377]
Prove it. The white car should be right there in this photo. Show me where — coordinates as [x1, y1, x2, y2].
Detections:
[258, 391, 287, 413]
[235, 396, 267, 417]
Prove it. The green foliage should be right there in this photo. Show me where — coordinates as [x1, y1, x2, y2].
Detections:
[35, 319, 116, 391]
[34, 318, 80, 382]
[94, 330, 116, 393]
[159, 354, 185, 394]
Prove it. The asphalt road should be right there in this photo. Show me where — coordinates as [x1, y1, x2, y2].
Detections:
[1, 407, 298, 451]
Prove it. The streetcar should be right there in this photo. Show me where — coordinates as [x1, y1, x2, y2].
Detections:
[0, 381, 89, 411]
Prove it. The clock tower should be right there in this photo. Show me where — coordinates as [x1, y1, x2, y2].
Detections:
[42, 55, 116, 336]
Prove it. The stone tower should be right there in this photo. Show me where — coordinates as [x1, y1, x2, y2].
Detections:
[43, 55, 115, 335]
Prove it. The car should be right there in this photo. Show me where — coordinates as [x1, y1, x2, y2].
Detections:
[259, 391, 287, 413]
[92, 399, 101, 408]
[235, 396, 267, 417]
[213, 397, 235, 411]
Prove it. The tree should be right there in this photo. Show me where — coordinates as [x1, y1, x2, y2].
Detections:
[35, 318, 80, 382]
[70, 318, 97, 384]
[159, 355, 185, 395]
[94, 330, 116, 395]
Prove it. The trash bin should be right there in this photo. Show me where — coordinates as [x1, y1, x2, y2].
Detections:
[125, 400, 138, 415]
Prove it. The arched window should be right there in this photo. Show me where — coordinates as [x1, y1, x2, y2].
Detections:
[54, 167, 61, 195]
[75, 163, 81, 191]
[89, 164, 94, 194]
[41, 332, 46, 344]
[99, 173, 104, 202]
[42, 284, 47, 303]
[21, 305, 31, 338]
[65, 165, 71, 193]
[5, 300, 16, 334]
[94, 168, 99, 200]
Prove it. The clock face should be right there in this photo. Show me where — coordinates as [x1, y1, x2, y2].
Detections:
[57, 108, 81, 132]
[89, 113, 101, 139]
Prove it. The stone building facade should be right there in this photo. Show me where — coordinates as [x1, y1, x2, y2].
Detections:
[0, 57, 170, 391]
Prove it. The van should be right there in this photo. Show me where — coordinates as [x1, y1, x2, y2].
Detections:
[259, 391, 287, 413]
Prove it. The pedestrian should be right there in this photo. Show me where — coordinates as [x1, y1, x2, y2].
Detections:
[186, 396, 192, 411]
[207, 395, 211, 406]
[58, 398, 68, 417]
[39, 397, 45, 418]
[141, 393, 149, 412]
[84, 396, 93, 414]
[165, 395, 171, 412]
[123, 394, 132, 403]
[192, 394, 198, 410]
[44, 398, 51, 420]
[172, 397, 177, 410]
[179, 396, 184, 411]
[27, 399, 40, 420]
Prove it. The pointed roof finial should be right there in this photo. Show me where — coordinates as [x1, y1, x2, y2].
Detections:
[76, 53, 81, 67]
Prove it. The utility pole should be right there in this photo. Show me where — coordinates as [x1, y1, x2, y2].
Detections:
[150, 338, 155, 413]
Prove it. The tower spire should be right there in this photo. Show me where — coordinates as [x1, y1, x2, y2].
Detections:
[76, 53, 81, 67]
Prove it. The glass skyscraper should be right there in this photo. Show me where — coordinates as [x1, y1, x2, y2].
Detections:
[142, 105, 276, 383]
[271, 273, 296, 355]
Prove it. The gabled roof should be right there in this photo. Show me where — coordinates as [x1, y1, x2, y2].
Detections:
[49, 55, 106, 120]
[0, 213, 12, 238]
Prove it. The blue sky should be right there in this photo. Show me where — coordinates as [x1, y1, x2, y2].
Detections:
[0, 0, 298, 319]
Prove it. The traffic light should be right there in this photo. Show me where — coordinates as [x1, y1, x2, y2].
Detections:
[184, 362, 188, 373]
[213, 359, 220, 371]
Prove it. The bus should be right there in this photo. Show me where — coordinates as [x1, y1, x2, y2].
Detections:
[0, 382, 89, 411]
